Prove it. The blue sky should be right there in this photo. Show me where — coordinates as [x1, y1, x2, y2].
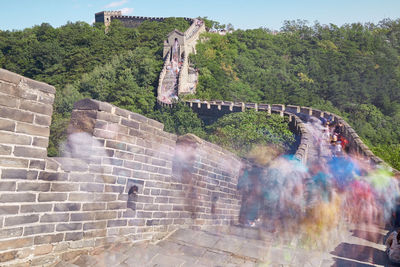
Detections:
[1, 0, 400, 31]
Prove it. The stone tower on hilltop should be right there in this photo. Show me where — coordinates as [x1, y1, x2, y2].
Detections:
[94, 11, 122, 28]
[95, 11, 193, 28]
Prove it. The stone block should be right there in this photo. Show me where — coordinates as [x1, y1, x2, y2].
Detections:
[69, 173, 94, 182]
[107, 219, 127, 227]
[51, 183, 79, 192]
[95, 174, 116, 184]
[147, 118, 164, 130]
[29, 159, 46, 170]
[0, 106, 34, 123]
[56, 223, 82, 232]
[80, 183, 104, 192]
[24, 77, 56, 94]
[113, 167, 132, 177]
[121, 119, 139, 129]
[37, 93, 55, 105]
[34, 114, 52, 127]
[2, 169, 38, 180]
[54, 203, 81, 212]
[33, 244, 53, 256]
[0, 227, 23, 239]
[114, 150, 134, 160]
[0, 193, 36, 203]
[124, 161, 142, 170]
[38, 192, 68, 202]
[83, 221, 107, 230]
[96, 193, 117, 203]
[95, 211, 117, 220]
[83, 229, 107, 239]
[16, 122, 50, 137]
[14, 146, 47, 159]
[0, 118, 16, 131]
[32, 136, 49, 148]
[20, 101, 53, 121]
[0, 205, 19, 215]
[0, 69, 22, 84]
[17, 181, 50, 191]
[39, 172, 68, 181]
[0, 250, 17, 262]
[128, 219, 145, 226]
[40, 213, 69, 223]
[106, 201, 126, 209]
[93, 129, 115, 139]
[20, 204, 52, 213]
[34, 233, 64, 245]
[105, 184, 124, 193]
[126, 144, 145, 154]
[129, 113, 148, 123]
[65, 232, 84, 241]
[68, 193, 96, 202]
[0, 181, 16, 191]
[96, 111, 120, 123]
[23, 224, 55, 236]
[115, 107, 132, 118]
[0, 132, 32, 145]
[82, 202, 106, 211]
[0, 237, 33, 250]
[131, 170, 150, 180]
[0, 144, 12, 155]
[73, 98, 112, 112]
[106, 140, 126, 150]
[71, 212, 95, 221]
[53, 158, 88, 172]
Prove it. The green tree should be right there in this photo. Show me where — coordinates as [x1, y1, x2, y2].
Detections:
[151, 102, 206, 138]
[207, 110, 295, 157]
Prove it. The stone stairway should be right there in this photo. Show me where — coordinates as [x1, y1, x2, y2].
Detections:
[53, 223, 394, 267]
[159, 68, 178, 103]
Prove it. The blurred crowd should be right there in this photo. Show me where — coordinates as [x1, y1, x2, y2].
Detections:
[237, 117, 399, 252]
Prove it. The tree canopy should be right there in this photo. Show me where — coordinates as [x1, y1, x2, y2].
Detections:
[191, 19, 400, 169]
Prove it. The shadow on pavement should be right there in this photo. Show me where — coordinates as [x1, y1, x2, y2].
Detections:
[351, 229, 385, 244]
[331, 242, 391, 266]
[331, 257, 376, 267]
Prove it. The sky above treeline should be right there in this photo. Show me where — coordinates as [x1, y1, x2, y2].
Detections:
[1, 0, 400, 31]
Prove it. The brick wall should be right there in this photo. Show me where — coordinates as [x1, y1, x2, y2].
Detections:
[0, 69, 242, 266]
[183, 99, 399, 173]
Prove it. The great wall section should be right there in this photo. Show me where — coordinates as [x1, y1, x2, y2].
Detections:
[0, 15, 398, 266]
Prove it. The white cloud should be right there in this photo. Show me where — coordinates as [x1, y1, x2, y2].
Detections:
[120, 7, 134, 15]
[104, 0, 128, 8]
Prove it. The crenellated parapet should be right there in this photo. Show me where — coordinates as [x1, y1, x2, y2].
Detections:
[183, 100, 311, 164]
[95, 11, 194, 29]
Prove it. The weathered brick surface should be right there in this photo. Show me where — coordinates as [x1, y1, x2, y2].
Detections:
[5, 70, 386, 266]
[23, 224, 55, 236]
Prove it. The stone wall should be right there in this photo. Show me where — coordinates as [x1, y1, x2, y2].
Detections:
[95, 11, 194, 29]
[184, 100, 398, 174]
[0, 69, 242, 266]
[184, 100, 311, 164]
[178, 19, 206, 95]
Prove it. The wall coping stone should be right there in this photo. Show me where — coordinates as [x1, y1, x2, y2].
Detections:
[0, 69, 55, 94]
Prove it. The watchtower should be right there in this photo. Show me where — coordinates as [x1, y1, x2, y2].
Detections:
[95, 11, 122, 28]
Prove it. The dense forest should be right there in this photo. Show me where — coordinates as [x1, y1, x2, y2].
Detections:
[0, 19, 292, 157]
[1, 18, 399, 169]
[191, 19, 400, 169]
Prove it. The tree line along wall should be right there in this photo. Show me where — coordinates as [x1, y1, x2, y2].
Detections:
[0, 69, 242, 266]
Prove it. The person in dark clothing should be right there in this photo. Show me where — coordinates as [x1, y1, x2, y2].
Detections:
[334, 122, 344, 136]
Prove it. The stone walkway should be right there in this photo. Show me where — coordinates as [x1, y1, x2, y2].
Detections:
[54, 223, 397, 267]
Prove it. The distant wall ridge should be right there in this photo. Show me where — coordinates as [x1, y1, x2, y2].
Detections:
[95, 11, 194, 28]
